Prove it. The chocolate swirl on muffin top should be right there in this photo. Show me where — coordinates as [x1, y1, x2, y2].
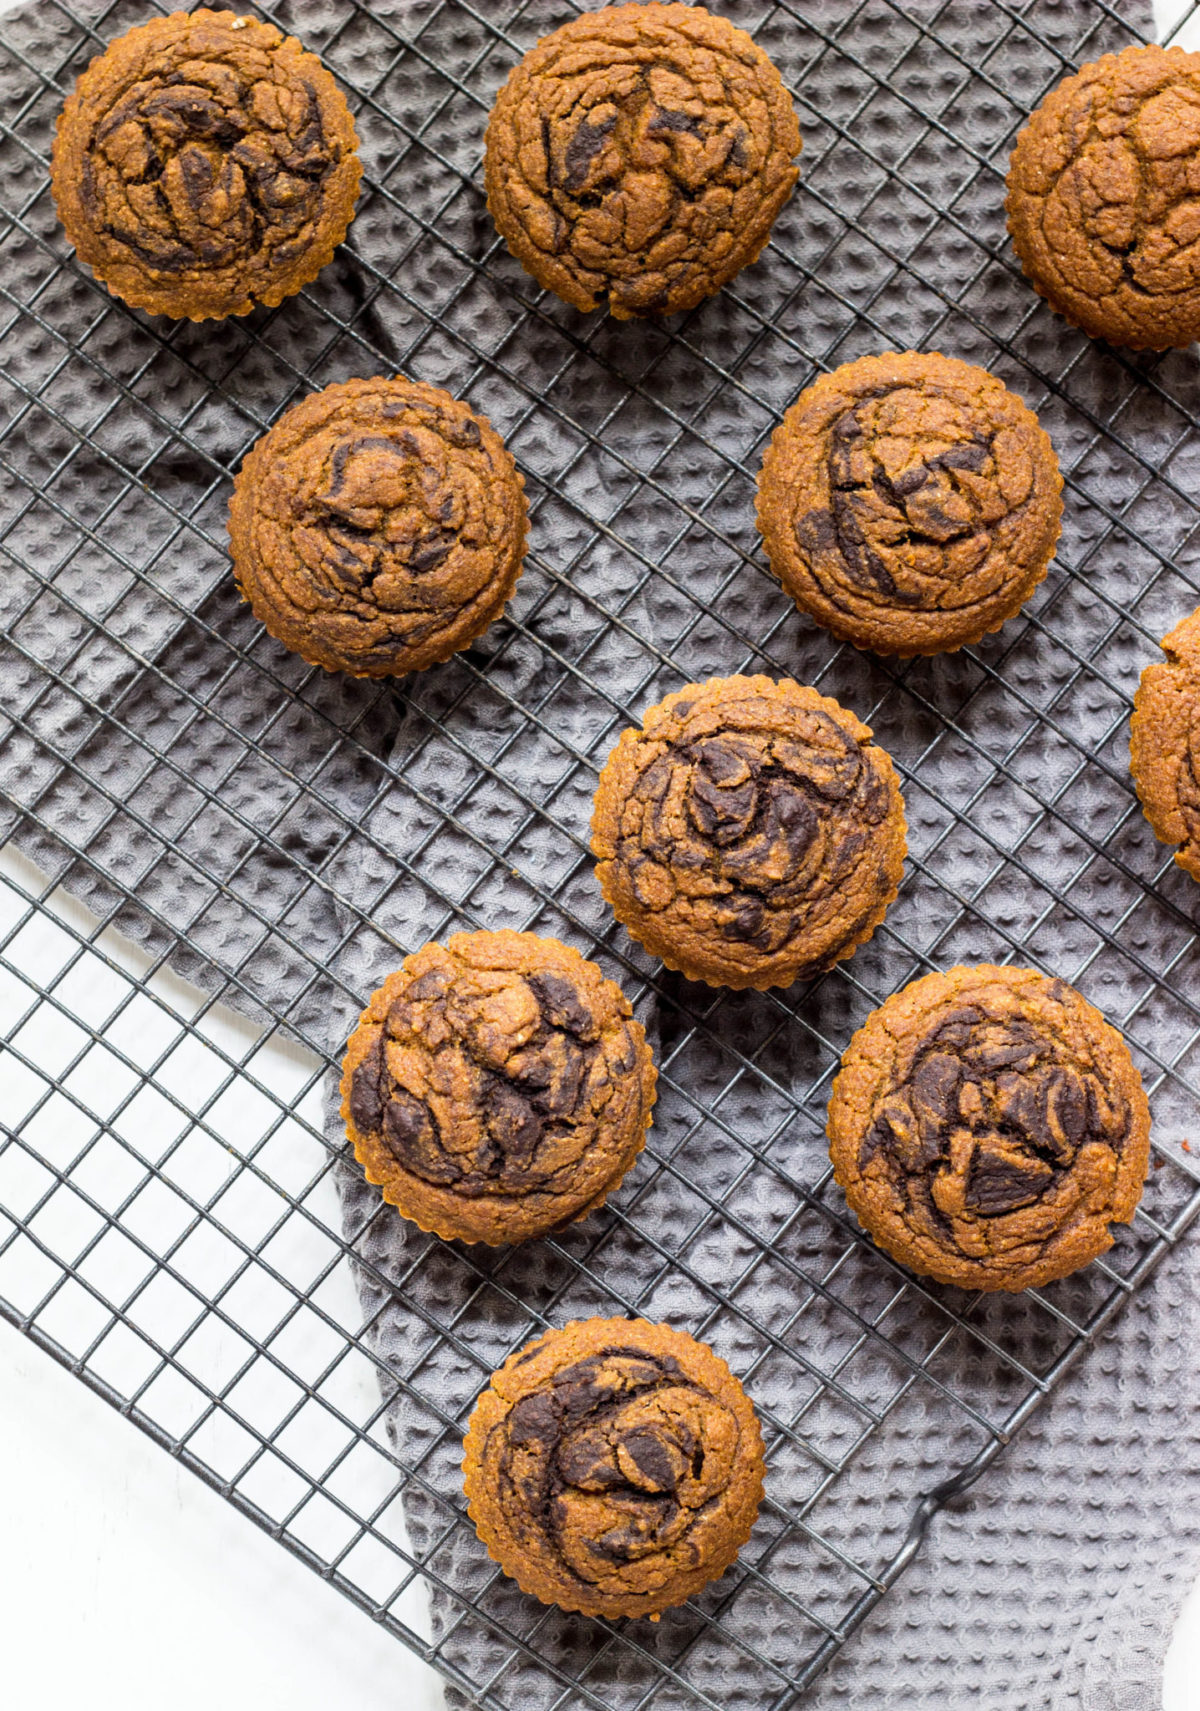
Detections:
[51, 10, 361, 319]
[484, 3, 801, 317]
[1007, 44, 1200, 350]
[591, 675, 906, 989]
[756, 352, 1062, 657]
[463, 1317, 764, 1617]
[340, 932, 655, 1245]
[229, 376, 527, 677]
[828, 965, 1151, 1291]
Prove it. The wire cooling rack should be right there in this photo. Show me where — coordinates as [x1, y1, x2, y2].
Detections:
[4, 0, 1200, 1705]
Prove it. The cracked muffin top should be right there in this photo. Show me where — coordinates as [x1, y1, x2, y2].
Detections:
[1006, 43, 1200, 349]
[340, 932, 656, 1245]
[51, 9, 361, 320]
[591, 674, 906, 990]
[483, 3, 801, 318]
[1130, 603, 1200, 882]
[462, 1316, 764, 1617]
[828, 964, 1151, 1292]
[228, 375, 527, 677]
[756, 351, 1063, 658]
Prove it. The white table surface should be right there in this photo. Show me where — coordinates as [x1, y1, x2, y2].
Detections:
[0, 849, 444, 1711]
[1, 1, 1199, 1706]
[0, 1313, 443, 1711]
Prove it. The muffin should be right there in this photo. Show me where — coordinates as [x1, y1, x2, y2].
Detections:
[1006, 44, 1200, 349]
[756, 351, 1063, 657]
[229, 376, 527, 677]
[591, 674, 906, 989]
[1130, 603, 1200, 881]
[828, 965, 1151, 1292]
[484, 3, 801, 318]
[51, 9, 361, 320]
[462, 1316, 765, 1618]
[340, 931, 655, 1245]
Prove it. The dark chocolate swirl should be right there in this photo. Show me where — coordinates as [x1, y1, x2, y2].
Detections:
[51, 10, 360, 319]
[484, 3, 801, 317]
[592, 675, 906, 989]
[463, 1319, 763, 1617]
[1007, 45, 1200, 349]
[229, 377, 526, 677]
[829, 966, 1151, 1291]
[341, 932, 654, 1245]
[757, 352, 1062, 657]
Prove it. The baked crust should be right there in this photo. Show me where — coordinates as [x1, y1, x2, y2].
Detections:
[229, 376, 527, 678]
[1006, 44, 1200, 349]
[51, 10, 361, 321]
[462, 1316, 764, 1618]
[1130, 604, 1200, 881]
[756, 351, 1062, 657]
[827, 964, 1151, 1291]
[591, 674, 906, 989]
[484, 3, 800, 318]
[340, 931, 655, 1245]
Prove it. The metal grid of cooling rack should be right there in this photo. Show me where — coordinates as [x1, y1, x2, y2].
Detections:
[4, 0, 1200, 1705]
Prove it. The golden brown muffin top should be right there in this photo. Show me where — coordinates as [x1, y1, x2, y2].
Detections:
[51, 9, 360, 319]
[340, 932, 655, 1245]
[591, 674, 906, 989]
[484, 3, 800, 317]
[1006, 44, 1200, 349]
[229, 376, 527, 678]
[756, 351, 1063, 657]
[463, 1316, 764, 1617]
[1130, 604, 1200, 882]
[828, 964, 1151, 1292]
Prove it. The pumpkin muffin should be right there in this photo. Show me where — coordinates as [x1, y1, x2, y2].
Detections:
[484, 3, 801, 318]
[340, 932, 655, 1245]
[1006, 44, 1200, 349]
[463, 1316, 765, 1618]
[1130, 603, 1200, 881]
[756, 351, 1063, 657]
[591, 674, 906, 989]
[51, 9, 361, 320]
[229, 375, 527, 677]
[828, 964, 1151, 1292]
